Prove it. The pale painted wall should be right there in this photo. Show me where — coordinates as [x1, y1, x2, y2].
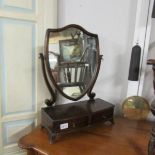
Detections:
[57, 0, 138, 114]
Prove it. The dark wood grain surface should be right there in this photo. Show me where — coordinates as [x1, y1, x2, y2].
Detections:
[19, 117, 153, 155]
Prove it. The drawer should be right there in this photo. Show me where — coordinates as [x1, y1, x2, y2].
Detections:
[53, 116, 89, 133]
[91, 108, 113, 123]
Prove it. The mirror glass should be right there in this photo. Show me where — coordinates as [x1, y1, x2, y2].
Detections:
[47, 27, 98, 99]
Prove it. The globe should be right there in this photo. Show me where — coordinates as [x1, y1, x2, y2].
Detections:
[122, 96, 150, 120]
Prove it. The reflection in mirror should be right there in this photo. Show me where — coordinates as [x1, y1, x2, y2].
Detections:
[48, 27, 98, 99]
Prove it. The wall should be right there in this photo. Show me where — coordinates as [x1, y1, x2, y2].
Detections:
[37, 0, 58, 122]
[58, 0, 138, 114]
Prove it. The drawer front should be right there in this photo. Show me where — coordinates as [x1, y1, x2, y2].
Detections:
[53, 116, 89, 133]
[91, 108, 114, 123]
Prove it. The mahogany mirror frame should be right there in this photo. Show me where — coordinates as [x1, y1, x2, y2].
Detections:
[43, 24, 102, 102]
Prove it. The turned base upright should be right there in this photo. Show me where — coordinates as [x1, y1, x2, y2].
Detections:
[148, 126, 155, 155]
[147, 59, 155, 155]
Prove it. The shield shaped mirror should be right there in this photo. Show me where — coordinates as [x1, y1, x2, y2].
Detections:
[44, 25, 101, 101]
